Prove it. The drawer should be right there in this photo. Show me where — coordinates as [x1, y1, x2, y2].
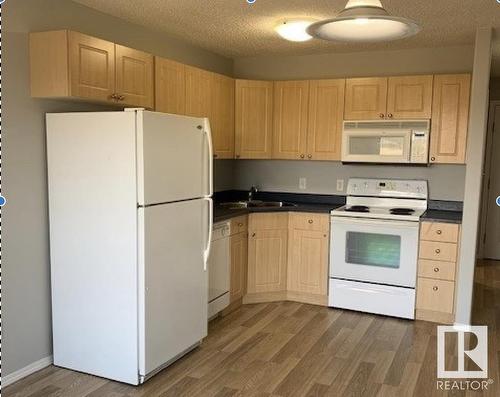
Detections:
[418, 259, 456, 281]
[419, 241, 458, 263]
[230, 215, 248, 235]
[416, 277, 455, 314]
[420, 222, 459, 243]
[249, 212, 289, 231]
[289, 213, 329, 232]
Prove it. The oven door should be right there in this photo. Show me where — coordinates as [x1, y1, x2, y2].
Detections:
[342, 130, 412, 163]
[330, 216, 419, 288]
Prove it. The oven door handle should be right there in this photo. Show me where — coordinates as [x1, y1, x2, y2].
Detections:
[331, 216, 419, 229]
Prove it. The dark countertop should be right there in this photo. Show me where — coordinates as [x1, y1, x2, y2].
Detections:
[421, 210, 463, 224]
[421, 200, 463, 224]
[213, 190, 346, 223]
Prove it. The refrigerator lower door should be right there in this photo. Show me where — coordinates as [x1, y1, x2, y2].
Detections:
[137, 111, 211, 206]
[138, 199, 209, 378]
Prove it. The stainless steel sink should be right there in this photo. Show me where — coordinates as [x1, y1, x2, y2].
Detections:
[219, 200, 298, 209]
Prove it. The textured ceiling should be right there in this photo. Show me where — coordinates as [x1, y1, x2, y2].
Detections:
[74, 0, 500, 70]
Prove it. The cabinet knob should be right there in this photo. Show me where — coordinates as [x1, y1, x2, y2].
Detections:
[431, 157, 436, 162]
[213, 154, 218, 159]
[379, 113, 385, 119]
[308, 219, 314, 224]
[307, 154, 313, 159]
[251, 233, 256, 237]
[387, 113, 393, 118]
[435, 249, 441, 254]
[235, 154, 241, 159]
[117, 94, 125, 101]
[433, 286, 439, 291]
[434, 267, 440, 273]
[110, 93, 118, 100]
[238, 223, 243, 227]
[436, 230, 442, 235]
[300, 154, 305, 159]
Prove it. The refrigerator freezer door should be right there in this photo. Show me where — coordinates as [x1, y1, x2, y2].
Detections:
[137, 111, 212, 206]
[138, 199, 209, 377]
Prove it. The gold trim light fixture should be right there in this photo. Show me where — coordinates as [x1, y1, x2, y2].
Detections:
[307, 0, 420, 42]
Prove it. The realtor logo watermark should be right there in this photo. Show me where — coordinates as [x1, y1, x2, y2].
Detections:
[437, 326, 493, 391]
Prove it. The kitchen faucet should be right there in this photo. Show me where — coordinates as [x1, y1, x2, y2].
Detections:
[248, 185, 259, 202]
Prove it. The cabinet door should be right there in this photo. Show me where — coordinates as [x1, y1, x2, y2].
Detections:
[344, 77, 388, 120]
[230, 232, 248, 302]
[307, 79, 345, 160]
[288, 229, 329, 296]
[69, 31, 115, 102]
[430, 74, 471, 164]
[273, 81, 310, 160]
[155, 57, 186, 115]
[235, 80, 274, 159]
[211, 74, 235, 159]
[387, 75, 433, 119]
[185, 66, 212, 118]
[115, 45, 154, 108]
[247, 229, 288, 294]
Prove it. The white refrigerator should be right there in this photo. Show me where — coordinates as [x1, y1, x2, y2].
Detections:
[46, 109, 213, 385]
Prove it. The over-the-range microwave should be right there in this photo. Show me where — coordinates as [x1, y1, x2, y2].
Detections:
[341, 120, 430, 164]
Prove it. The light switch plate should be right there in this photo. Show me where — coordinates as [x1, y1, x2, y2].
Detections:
[336, 179, 344, 192]
[299, 177, 307, 190]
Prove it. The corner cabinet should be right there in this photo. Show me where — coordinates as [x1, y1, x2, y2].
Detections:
[235, 80, 274, 159]
[246, 213, 289, 299]
[430, 74, 471, 164]
[245, 212, 330, 306]
[30, 30, 154, 108]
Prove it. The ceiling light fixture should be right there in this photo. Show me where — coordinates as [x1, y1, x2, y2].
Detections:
[307, 0, 420, 43]
[275, 19, 315, 42]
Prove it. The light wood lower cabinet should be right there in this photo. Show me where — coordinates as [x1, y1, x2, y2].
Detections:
[244, 212, 329, 306]
[416, 221, 460, 324]
[287, 214, 329, 305]
[230, 231, 248, 303]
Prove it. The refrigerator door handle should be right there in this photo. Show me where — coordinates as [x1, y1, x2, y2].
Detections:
[203, 197, 213, 271]
[203, 118, 214, 198]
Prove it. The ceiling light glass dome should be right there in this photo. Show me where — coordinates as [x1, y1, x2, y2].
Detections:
[307, 0, 420, 42]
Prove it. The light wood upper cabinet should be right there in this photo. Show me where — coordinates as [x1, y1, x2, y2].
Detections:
[30, 30, 154, 108]
[247, 213, 288, 294]
[386, 75, 433, 119]
[115, 45, 154, 108]
[230, 231, 248, 303]
[155, 57, 186, 115]
[273, 81, 310, 160]
[211, 73, 235, 159]
[344, 77, 388, 120]
[69, 31, 116, 102]
[288, 214, 329, 298]
[430, 74, 471, 164]
[235, 80, 274, 159]
[307, 79, 345, 161]
[185, 65, 212, 118]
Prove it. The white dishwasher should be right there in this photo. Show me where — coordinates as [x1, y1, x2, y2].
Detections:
[207, 221, 231, 319]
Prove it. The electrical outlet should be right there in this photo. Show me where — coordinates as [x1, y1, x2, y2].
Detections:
[336, 179, 344, 192]
[299, 177, 307, 190]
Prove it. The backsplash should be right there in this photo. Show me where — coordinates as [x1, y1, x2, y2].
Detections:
[214, 160, 466, 202]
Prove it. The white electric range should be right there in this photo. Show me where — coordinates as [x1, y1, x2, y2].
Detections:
[329, 178, 428, 319]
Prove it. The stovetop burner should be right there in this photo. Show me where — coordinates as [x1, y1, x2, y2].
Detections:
[345, 205, 370, 213]
[390, 208, 415, 215]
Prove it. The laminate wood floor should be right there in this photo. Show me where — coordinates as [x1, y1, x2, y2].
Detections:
[4, 260, 500, 397]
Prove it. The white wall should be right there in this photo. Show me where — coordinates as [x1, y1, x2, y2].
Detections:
[3, 0, 232, 377]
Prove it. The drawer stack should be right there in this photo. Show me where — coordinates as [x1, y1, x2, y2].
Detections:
[416, 222, 460, 324]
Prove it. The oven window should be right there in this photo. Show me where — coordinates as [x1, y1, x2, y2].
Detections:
[346, 232, 401, 269]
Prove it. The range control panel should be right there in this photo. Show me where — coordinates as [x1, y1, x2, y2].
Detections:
[346, 178, 428, 199]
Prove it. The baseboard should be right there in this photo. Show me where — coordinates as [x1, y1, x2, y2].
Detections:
[2, 355, 53, 387]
